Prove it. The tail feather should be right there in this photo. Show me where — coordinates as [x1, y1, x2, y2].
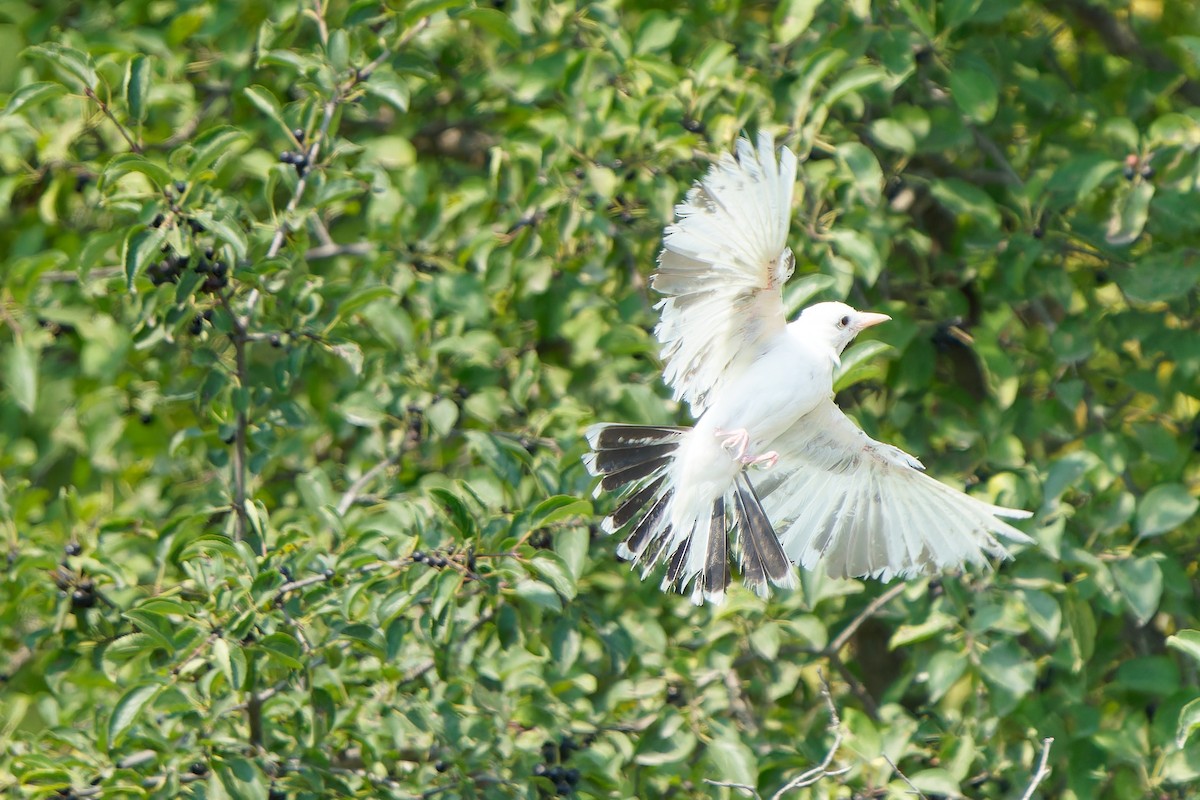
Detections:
[584, 422, 793, 604]
[603, 476, 666, 533]
[618, 488, 673, 560]
[701, 497, 730, 602]
[585, 442, 678, 476]
[734, 474, 794, 596]
[599, 456, 672, 493]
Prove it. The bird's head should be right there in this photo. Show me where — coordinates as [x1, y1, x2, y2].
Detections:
[791, 301, 890, 364]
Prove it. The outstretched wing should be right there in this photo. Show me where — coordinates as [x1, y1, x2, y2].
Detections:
[754, 400, 1033, 580]
[654, 133, 798, 416]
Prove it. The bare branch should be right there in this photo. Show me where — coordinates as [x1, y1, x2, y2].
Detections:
[827, 581, 907, 654]
[763, 676, 849, 800]
[1019, 737, 1055, 800]
[84, 87, 142, 153]
[336, 451, 401, 516]
[882, 752, 928, 799]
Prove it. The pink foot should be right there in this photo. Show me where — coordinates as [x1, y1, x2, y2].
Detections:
[715, 428, 750, 460]
[740, 450, 779, 470]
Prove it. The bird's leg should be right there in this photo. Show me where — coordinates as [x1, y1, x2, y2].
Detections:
[741, 450, 779, 470]
[714, 428, 750, 461]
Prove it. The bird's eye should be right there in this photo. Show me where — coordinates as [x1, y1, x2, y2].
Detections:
[838, 315, 851, 328]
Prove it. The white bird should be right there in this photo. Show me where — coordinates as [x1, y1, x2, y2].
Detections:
[583, 133, 1033, 604]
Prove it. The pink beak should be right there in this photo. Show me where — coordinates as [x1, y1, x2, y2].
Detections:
[855, 312, 891, 330]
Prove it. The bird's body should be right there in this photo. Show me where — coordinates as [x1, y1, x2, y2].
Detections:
[584, 134, 1032, 604]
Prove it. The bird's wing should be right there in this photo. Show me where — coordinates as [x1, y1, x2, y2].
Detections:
[754, 400, 1033, 580]
[654, 133, 797, 416]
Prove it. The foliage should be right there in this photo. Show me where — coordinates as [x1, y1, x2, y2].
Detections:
[1, 0, 1199, 798]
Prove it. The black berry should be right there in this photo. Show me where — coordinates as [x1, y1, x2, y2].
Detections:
[681, 117, 704, 133]
[413, 551, 426, 563]
[269, 334, 282, 348]
[565, 768, 579, 785]
[65, 542, 82, 557]
[434, 760, 448, 772]
[189, 761, 208, 776]
[323, 568, 335, 580]
[293, 128, 305, 142]
[151, 213, 165, 228]
[534, 763, 548, 777]
[280, 151, 296, 164]
[71, 588, 96, 609]
[174, 180, 187, 194]
[1122, 164, 1136, 180]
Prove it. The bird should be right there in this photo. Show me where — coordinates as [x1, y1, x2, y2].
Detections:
[582, 132, 1033, 605]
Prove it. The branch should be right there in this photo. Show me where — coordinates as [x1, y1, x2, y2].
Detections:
[336, 451, 401, 515]
[827, 581, 907, 654]
[882, 752, 928, 799]
[1045, 0, 1200, 105]
[83, 87, 142, 153]
[1019, 737, 1055, 800]
[217, 291, 251, 545]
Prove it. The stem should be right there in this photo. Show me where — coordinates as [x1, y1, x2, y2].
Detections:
[83, 87, 142, 154]
[219, 291, 251, 545]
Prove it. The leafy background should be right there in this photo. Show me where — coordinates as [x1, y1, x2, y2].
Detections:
[2, 0, 1200, 797]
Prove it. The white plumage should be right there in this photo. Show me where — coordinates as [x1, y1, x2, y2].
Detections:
[583, 133, 1032, 604]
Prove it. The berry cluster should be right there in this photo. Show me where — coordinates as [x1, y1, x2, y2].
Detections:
[1122, 153, 1154, 180]
[533, 736, 585, 796]
[280, 132, 311, 177]
[189, 309, 214, 336]
[411, 550, 449, 568]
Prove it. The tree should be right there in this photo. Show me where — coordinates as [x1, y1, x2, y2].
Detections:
[1, 0, 1198, 797]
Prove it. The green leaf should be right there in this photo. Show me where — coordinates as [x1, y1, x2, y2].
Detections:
[530, 553, 576, 601]
[834, 339, 895, 391]
[331, 287, 399, 326]
[929, 178, 1001, 230]
[949, 66, 998, 123]
[774, 0, 822, 43]
[2, 81, 67, 117]
[1111, 556, 1163, 626]
[26, 43, 97, 90]
[634, 11, 682, 53]
[189, 211, 248, 260]
[363, 73, 411, 112]
[188, 126, 250, 179]
[1177, 698, 1200, 748]
[212, 638, 247, 690]
[4, 341, 38, 413]
[122, 226, 169, 290]
[908, 768, 961, 796]
[242, 85, 292, 139]
[531, 495, 591, 528]
[1167, 630, 1200, 666]
[705, 737, 756, 787]
[101, 153, 173, 188]
[1115, 656, 1179, 695]
[125, 54, 150, 123]
[109, 683, 163, 745]
[460, 8, 521, 47]
[1120, 253, 1200, 304]
[1137, 484, 1199, 538]
[1105, 180, 1154, 246]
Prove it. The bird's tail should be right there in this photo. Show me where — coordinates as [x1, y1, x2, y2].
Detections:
[582, 423, 793, 604]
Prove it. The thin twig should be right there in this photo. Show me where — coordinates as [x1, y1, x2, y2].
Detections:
[882, 752, 928, 799]
[217, 290, 251, 544]
[1019, 737, 1054, 800]
[336, 452, 401, 515]
[84, 87, 142, 153]
[827, 581, 907, 654]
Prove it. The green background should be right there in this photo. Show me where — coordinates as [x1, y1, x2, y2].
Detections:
[2, 0, 1200, 797]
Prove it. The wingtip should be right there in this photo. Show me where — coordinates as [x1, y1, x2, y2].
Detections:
[580, 451, 599, 476]
[584, 423, 609, 448]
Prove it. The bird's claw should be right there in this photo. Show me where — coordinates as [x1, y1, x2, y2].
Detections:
[740, 450, 779, 470]
[715, 428, 750, 461]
